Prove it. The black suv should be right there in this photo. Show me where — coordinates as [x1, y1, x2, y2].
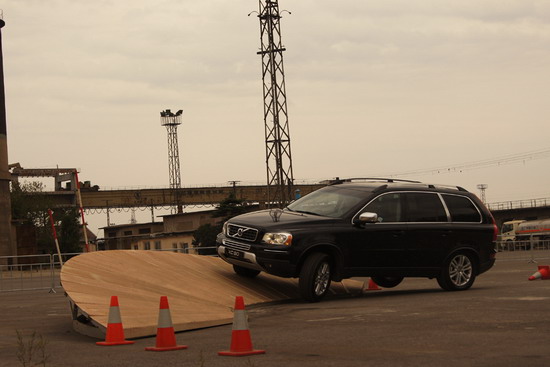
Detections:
[216, 179, 497, 302]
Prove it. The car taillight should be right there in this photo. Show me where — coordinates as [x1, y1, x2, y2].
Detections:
[490, 214, 498, 242]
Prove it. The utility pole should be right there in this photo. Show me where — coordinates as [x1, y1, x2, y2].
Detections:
[254, 0, 294, 207]
[160, 109, 183, 214]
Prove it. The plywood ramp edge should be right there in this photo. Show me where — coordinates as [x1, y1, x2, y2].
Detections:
[60, 250, 364, 339]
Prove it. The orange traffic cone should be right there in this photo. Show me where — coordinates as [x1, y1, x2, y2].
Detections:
[145, 296, 188, 352]
[96, 296, 135, 346]
[364, 278, 381, 291]
[528, 265, 550, 281]
[218, 296, 265, 357]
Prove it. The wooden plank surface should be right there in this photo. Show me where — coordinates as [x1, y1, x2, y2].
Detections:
[60, 250, 364, 339]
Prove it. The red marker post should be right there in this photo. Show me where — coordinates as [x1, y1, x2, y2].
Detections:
[47, 209, 63, 266]
[74, 170, 90, 252]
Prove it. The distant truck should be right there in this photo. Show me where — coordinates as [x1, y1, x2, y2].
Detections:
[499, 219, 550, 244]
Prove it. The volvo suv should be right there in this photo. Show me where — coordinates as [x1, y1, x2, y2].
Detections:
[216, 179, 497, 302]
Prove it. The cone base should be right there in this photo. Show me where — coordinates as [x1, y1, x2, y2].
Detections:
[218, 349, 266, 357]
[96, 340, 135, 346]
[145, 345, 188, 352]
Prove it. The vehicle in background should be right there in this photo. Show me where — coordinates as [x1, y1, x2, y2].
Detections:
[498, 220, 525, 243]
[499, 219, 550, 248]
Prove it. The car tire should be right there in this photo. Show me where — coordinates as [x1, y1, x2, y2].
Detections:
[371, 276, 403, 288]
[437, 252, 476, 291]
[233, 265, 260, 278]
[299, 253, 332, 303]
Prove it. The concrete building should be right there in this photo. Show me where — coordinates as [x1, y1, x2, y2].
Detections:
[132, 211, 220, 253]
[100, 210, 221, 253]
[101, 222, 165, 250]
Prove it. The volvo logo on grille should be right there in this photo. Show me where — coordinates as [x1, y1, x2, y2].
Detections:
[228, 224, 258, 242]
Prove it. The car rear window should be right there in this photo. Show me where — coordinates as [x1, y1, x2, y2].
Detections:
[442, 194, 481, 222]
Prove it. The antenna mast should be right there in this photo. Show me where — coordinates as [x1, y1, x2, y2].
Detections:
[160, 109, 183, 214]
[256, 0, 294, 207]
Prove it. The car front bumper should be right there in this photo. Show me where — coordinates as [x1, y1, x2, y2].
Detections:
[216, 237, 296, 278]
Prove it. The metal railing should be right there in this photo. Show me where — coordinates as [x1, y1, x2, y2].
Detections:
[0, 248, 218, 293]
[0, 254, 58, 292]
[488, 197, 550, 211]
[496, 240, 550, 262]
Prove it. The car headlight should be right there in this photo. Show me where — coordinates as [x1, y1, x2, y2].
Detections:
[262, 232, 293, 246]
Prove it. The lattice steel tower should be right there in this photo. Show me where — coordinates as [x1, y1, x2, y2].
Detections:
[255, 0, 294, 207]
[160, 109, 183, 213]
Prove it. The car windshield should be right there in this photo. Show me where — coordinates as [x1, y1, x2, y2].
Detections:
[286, 186, 367, 218]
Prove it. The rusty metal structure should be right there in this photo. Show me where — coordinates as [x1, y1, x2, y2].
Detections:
[160, 109, 183, 213]
[256, 0, 294, 207]
[37, 183, 325, 210]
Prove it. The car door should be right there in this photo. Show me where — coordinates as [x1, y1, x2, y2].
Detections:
[344, 192, 409, 271]
[402, 192, 452, 269]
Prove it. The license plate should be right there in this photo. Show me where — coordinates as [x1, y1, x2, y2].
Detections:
[225, 248, 244, 259]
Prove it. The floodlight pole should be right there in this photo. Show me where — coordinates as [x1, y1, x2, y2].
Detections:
[160, 109, 183, 214]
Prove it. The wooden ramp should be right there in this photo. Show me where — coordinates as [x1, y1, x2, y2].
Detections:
[60, 250, 364, 339]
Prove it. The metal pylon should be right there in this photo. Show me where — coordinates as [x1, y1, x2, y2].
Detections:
[256, 0, 294, 207]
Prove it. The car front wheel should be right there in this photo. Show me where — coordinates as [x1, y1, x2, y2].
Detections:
[437, 252, 476, 291]
[299, 253, 332, 302]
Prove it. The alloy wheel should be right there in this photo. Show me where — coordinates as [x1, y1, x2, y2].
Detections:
[449, 254, 473, 287]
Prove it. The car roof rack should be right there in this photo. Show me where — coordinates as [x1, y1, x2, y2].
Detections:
[328, 177, 422, 185]
[327, 178, 469, 192]
[427, 184, 468, 192]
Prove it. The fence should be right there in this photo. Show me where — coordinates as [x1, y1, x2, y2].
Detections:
[2, 244, 546, 293]
[0, 254, 59, 293]
[496, 239, 550, 262]
[0, 247, 217, 293]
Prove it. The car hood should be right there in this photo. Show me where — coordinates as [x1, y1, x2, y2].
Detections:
[228, 209, 339, 230]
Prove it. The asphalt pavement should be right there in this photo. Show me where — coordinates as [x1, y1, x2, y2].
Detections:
[1, 252, 549, 367]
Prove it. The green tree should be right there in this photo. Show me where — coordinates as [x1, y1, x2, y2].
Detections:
[212, 194, 250, 220]
[192, 194, 256, 254]
[58, 209, 82, 253]
[11, 181, 82, 254]
[10, 181, 52, 226]
[192, 223, 222, 255]
[11, 181, 55, 253]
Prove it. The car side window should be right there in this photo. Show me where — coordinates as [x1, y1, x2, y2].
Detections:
[442, 194, 481, 222]
[404, 193, 448, 222]
[363, 193, 403, 222]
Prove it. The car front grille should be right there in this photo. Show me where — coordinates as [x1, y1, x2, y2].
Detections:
[223, 239, 252, 251]
[227, 224, 258, 242]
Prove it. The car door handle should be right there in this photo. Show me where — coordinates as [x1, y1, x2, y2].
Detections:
[442, 230, 452, 237]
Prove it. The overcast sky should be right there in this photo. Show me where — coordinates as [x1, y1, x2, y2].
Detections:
[2, 1, 550, 234]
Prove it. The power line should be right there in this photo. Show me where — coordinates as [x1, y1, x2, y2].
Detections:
[380, 147, 550, 178]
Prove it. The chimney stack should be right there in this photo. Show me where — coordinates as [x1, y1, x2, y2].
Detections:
[0, 17, 15, 259]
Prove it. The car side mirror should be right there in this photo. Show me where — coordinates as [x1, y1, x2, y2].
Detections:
[356, 212, 378, 224]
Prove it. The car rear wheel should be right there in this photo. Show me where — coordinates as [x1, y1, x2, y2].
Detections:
[233, 265, 260, 278]
[299, 253, 332, 302]
[371, 276, 403, 288]
[437, 252, 476, 291]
